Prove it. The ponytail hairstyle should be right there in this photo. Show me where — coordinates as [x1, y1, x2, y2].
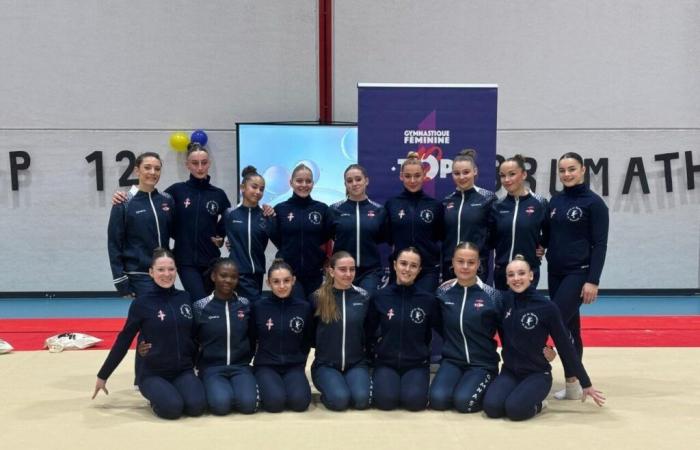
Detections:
[267, 258, 294, 279]
[509, 253, 531, 269]
[401, 151, 423, 172]
[186, 142, 209, 158]
[291, 163, 314, 180]
[453, 241, 480, 258]
[151, 247, 175, 266]
[454, 149, 478, 169]
[343, 163, 368, 198]
[314, 251, 354, 324]
[241, 165, 264, 185]
[558, 152, 584, 166]
[396, 246, 422, 264]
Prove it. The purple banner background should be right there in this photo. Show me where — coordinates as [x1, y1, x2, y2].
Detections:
[357, 85, 498, 204]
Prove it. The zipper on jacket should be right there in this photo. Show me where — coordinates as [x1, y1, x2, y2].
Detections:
[225, 300, 231, 365]
[508, 196, 520, 262]
[355, 202, 361, 267]
[341, 290, 347, 371]
[247, 208, 255, 274]
[147, 192, 162, 246]
[456, 191, 465, 245]
[459, 286, 471, 364]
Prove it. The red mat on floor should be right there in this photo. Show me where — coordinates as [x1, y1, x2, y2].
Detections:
[1, 316, 699, 351]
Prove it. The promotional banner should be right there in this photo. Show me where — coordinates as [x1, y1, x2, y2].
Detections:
[357, 83, 498, 203]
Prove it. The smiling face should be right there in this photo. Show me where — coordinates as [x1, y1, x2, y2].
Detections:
[558, 157, 586, 188]
[211, 264, 239, 299]
[149, 255, 177, 288]
[452, 247, 479, 284]
[135, 156, 162, 191]
[290, 167, 314, 198]
[499, 161, 527, 195]
[452, 160, 477, 191]
[267, 268, 296, 298]
[329, 256, 356, 290]
[186, 150, 210, 179]
[506, 259, 533, 293]
[241, 174, 265, 207]
[344, 168, 368, 200]
[393, 250, 421, 286]
[400, 162, 425, 193]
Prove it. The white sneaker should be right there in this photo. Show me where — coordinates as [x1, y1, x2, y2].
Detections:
[554, 382, 582, 400]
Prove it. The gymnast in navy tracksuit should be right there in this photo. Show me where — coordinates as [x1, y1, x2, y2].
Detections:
[442, 150, 497, 282]
[488, 154, 548, 290]
[108, 152, 175, 298]
[366, 247, 438, 411]
[225, 166, 273, 300]
[384, 152, 444, 293]
[310, 251, 371, 411]
[430, 242, 501, 413]
[193, 258, 257, 415]
[482, 257, 605, 421]
[545, 152, 609, 400]
[93, 249, 206, 420]
[164, 144, 230, 300]
[251, 259, 313, 412]
[270, 164, 331, 299]
[328, 164, 388, 296]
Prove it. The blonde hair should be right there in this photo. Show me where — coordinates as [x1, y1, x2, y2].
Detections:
[313, 251, 354, 324]
[401, 151, 422, 172]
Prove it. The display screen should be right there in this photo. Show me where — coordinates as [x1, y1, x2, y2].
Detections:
[236, 123, 358, 206]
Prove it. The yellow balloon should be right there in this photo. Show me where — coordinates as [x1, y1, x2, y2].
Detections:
[169, 132, 190, 153]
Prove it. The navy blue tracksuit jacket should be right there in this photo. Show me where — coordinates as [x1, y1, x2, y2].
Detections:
[434, 279, 502, 372]
[270, 194, 331, 278]
[193, 293, 253, 374]
[488, 192, 548, 270]
[366, 283, 438, 370]
[311, 285, 371, 371]
[498, 286, 592, 388]
[107, 186, 175, 295]
[442, 186, 497, 263]
[97, 285, 195, 381]
[250, 292, 313, 367]
[545, 184, 609, 285]
[384, 189, 444, 268]
[165, 175, 231, 267]
[224, 205, 273, 275]
[328, 198, 388, 271]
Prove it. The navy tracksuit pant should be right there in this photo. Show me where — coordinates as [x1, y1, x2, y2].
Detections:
[201, 365, 258, 415]
[177, 265, 212, 301]
[429, 360, 495, 413]
[311, 364, 371, 411]
[482, 368, 551, 421]
[549, 272, 587, 377]
[255, 364, 311, 412]
[237, 273, 264, 301]
[372, 365, 430, 411]
[139, 370, 206, 420]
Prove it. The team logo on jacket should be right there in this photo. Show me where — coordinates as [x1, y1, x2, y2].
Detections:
[520, 312, 538, 330]
[161, 203, 170, 212]
[287, 212, 295, 222]
[237, 310, 245, 320]
[180, 304, 193, 319]
[206, 200, 219, 215]
[525, 205, 535, 215]
[398, 209, 406, 219]
[387, 308, 395, 320]
[184, 198, 191, 208]
[566, 206, 583, 222]
[308, 211, 322, 225]
[420, 209, 434, 223]
[474, 299, 485, 309]
[157, 310, 166, 321]
[410, 307, 426, 324]
[265, 318, 274, 330]
[289, 316, 305, 333]
[367, 210, 376, 218]
[446, 202, 454, 209]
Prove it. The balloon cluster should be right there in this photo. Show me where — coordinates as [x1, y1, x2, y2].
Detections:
[169, 129, 209, 153]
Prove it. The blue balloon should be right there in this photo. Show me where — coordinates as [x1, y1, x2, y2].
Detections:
[191, 129, 208, 146]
